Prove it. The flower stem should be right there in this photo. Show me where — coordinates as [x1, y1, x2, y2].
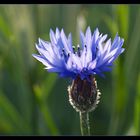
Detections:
[79, 111, 90, 136]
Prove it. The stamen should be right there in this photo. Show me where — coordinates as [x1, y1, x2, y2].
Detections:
[77, 44, 81, 57]
[72, 46, 76, 54]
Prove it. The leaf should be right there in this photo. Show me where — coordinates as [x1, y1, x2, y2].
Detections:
[33, 83, 60, 135]
[134, 74, 140, 135]
[0, 91, 31, 134]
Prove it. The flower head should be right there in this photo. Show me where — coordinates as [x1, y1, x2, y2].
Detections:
[32, 27, 125, 81]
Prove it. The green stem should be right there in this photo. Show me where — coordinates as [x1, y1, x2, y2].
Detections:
[79, 112, 90, 136]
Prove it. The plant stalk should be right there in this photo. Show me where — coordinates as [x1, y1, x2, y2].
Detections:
[79, 111, 90, 136]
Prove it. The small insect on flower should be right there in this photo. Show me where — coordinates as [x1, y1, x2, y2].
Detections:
[32, 27, 125, 112]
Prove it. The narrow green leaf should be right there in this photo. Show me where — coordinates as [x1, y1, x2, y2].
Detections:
[115, 5, 129, 40]
[102, 14, 119, 36]
[0, 91, 31, 134]
[33, 84, 60, 135]
[134, 74, 140, 135]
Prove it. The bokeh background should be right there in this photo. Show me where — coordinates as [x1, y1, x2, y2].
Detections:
[0, 4, 140, 136]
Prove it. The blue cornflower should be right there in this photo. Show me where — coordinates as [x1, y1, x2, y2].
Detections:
[32, 27, 124, 81]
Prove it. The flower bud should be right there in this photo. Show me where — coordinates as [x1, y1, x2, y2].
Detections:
[68, 76, 101, 113]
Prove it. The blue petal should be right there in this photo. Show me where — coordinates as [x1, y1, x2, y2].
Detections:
[50, 29, 57, 44]
[33, 27, 125, 80]
[85, 26, 92, 48]
[60, 29, 73, 53]
[32, 54, 53, 68]
[80, 30, 85, 48]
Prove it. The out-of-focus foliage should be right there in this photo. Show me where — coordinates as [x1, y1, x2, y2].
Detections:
[0, 4, 140, 135]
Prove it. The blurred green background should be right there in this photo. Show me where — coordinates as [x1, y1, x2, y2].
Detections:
[0, 4, 140, 136]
